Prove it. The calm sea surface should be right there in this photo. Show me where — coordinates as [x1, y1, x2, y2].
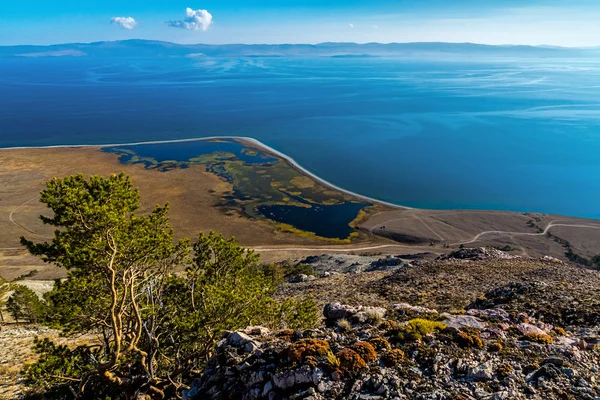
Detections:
[1, 56, 599, 217]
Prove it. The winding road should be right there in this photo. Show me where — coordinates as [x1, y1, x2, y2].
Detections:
[452, 221, 600, 246]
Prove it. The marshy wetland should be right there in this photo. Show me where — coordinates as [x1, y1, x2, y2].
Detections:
[103, 139, 373, 241]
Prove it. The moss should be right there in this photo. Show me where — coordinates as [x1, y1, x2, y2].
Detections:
[524, 362, 540, 374]
[398, 319, 447, 342]
[455, 330, 483, 349]
[277, 329, 295, 337]
[337, 348, 367, 376]
[369, 337, 392, 352]
[382, 349, 405, 367]
[497, 362, 513, 379]
[288, 339, 330, 364]
[305, 356, 319, 368]
[554, 327, 567, 336]
[522, 332, 553, 344]
[381, 320, 402, 334]
[351, 342, 377, 363]
[488, 342, 503, 352]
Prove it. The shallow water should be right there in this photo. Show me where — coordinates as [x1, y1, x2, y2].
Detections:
[103, 140, 277, 165]
[1, 56, 599, 217]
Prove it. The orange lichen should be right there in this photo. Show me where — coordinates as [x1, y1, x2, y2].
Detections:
[351, 341, 377, 362]
[382, 349, 405, 367]
[488, 342, 503, 352]
[522, 332, 553, 344]
[288, 339, 330, 364]
[369, 337, 392, 352]
[455, 330, 483, 349]
[497, 362, 513, 379]
[337, 348, 367, 375]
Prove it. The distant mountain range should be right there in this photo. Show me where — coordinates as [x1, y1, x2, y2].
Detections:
[1, 40, 599, 58]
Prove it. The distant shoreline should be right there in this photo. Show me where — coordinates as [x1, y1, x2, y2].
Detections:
[0, 136, 409, 210]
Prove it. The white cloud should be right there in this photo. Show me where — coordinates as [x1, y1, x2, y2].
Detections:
[167, 8, 213, 31]
[110, 16, 137, 30]
[348, 23, 354, 29]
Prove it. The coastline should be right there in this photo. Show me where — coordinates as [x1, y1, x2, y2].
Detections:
[0, 136, 410, 210]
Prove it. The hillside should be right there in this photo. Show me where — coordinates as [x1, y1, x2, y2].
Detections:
[1, 40, 598, 58]
[186, 249, 600, 400]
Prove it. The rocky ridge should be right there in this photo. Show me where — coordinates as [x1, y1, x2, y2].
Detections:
[185, 298, 600, 399]
[186, 248, 600, 400]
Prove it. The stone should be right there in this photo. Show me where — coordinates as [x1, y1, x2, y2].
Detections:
[262, 381, 273, 396]
[244, 326, 270, 336]
[466, 308, 510, 322]
[442, 314, 487, 330]
[390, 303, 438, 315]
[543, 357, 565, 367]
[466, 361, 494, 381]
[273, 370, 296, 390]
[244, 341, 261, 353]
[289, 274, 316, 283]
[489, 391, 513, 400]
[516, 323, 548, 335]
[182, 386, 199, 400]
[323, 302, 357, 320]
[228, 331, 254, 347]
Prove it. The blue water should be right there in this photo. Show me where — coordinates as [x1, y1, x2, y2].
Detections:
[1, 56, 599, 218]
[258, 202, 367, 239]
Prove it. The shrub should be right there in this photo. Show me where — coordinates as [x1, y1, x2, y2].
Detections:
[455, 330, 483, 349]
[0, 277, 10, 323]
[326, 351, 340, 370]
[398, 319, 447, 341]
[369, 337, 391, 352]
[337, 348, 367, 376]
[351, 342, 377, 362]
[366, 312, 383, 327]
[382, 349, 405, 367]
[285, 263, 315, 278]
[19, 173, 321, 399]
[522, 332, 553, 344]
[337, 318, 352, 332]
[6, 285, 46, 323]
[288, 339, 330, 364]
[275, 297, 320, 330]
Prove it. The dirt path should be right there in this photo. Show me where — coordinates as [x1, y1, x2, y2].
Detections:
[453, 221, 600, 246]
[254, 244, 410, 253]
[8, 196, 46, 237]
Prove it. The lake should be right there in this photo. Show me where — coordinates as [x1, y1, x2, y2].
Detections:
[1, 56, 599, 218]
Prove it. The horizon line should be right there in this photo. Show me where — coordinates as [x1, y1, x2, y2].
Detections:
[1, 39, 594, 50]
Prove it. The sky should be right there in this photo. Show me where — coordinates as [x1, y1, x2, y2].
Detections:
[1, 0, 600, 46]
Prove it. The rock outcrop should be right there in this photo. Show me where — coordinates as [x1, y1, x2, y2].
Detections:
[185, 299, 600, 400]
